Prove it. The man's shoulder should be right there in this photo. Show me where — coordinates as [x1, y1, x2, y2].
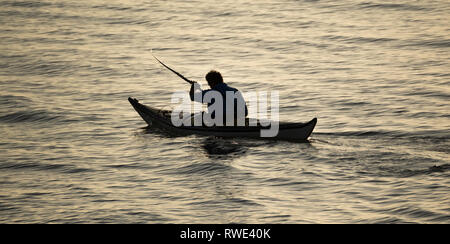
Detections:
[222, 83, 239, 92]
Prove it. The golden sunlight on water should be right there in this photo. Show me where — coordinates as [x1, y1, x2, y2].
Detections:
[0, 0, 449, 224]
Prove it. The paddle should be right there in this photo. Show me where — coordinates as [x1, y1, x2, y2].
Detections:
[152, 53, 196, 85]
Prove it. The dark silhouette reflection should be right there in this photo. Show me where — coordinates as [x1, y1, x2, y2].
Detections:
[201, 137, 248, 159]
[142, 125, 184, 138]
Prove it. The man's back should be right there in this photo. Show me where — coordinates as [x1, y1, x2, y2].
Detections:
[190, 81, 248, 125]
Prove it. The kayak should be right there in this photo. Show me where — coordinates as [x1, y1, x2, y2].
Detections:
[128, 97, 317, 141]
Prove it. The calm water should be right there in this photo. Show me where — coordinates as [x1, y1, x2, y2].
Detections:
[1, 0, 449, 223]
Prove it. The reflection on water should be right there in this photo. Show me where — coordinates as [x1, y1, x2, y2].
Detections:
[143, 125, 182, 138]
[201, 137, 248, 158]
[143, 124, 249, 158]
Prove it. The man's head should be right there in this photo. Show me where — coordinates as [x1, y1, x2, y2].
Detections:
[205, 70, 223, 88]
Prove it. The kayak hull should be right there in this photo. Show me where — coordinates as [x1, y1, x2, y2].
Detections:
[128, 97, 317, 141]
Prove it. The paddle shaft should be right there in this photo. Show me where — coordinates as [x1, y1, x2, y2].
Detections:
[152, 54, 195, 85]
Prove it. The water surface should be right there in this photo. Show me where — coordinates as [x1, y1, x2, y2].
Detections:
[0, 0, 449, 223]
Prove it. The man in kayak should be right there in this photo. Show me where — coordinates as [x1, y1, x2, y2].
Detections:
[189, 70, 248, 126]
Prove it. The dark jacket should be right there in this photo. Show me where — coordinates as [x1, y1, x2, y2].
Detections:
[190, 82, 248, 120]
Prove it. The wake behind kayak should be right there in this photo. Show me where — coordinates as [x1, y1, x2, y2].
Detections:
[128, 97, 316, 141]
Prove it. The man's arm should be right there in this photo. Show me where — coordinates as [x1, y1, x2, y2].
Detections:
[190, 82, 204, 103]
